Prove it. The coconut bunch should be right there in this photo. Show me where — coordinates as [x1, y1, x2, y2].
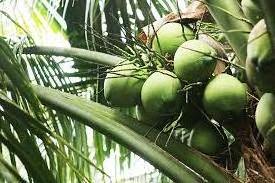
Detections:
[244, 18, 275, 148]
[241, 0, 275, 162]
[241, 0, 275, 145]
[103, 22, 251, 157]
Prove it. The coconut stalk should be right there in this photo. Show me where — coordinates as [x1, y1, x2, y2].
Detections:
[23, 46, 123, 66]
[203, 0, 252, 65]
[257, 0, 275, 55]
[32, 85, 240, 183]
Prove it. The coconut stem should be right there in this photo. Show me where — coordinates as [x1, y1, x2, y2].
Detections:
[23, 46, 124, 66]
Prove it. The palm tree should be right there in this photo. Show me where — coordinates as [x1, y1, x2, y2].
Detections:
[0, 0, 274, 182]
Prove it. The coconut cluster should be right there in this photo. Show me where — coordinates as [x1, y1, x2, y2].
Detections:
[245, 19, 275, 145]
[101, 1, 275, 166]
[103, 22, 249, 156]
[240, 1, 275, 147]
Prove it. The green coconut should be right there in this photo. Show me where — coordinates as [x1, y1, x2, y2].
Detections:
[241, 0, 263, 25]
[174, 40, 217, 83]
[246, 19, 275, 93]
[189, 121, 227, 155]
[104, 63, 147, 107]
[203, 74, 247, 121]
[152, 23, 194, 56]
[141, 70, 182, 117]
[255, 93, 275, 140]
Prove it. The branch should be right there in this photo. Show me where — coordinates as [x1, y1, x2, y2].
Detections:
[23, 46, 124, 66]
[32, 85, 240, 183]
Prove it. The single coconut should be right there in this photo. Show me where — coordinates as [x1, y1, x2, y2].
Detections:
[152, 23, 194, 56]
[241, 0, 263, 25]
[246, 19, 275, 93]
[141, 70, 182, 117]
[104, 63, 147, 107]
[189, 121, 227, 155]
[255, 93, 275, 139]
[203, 74, 247, 121]
[174, 40, 217, 83]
